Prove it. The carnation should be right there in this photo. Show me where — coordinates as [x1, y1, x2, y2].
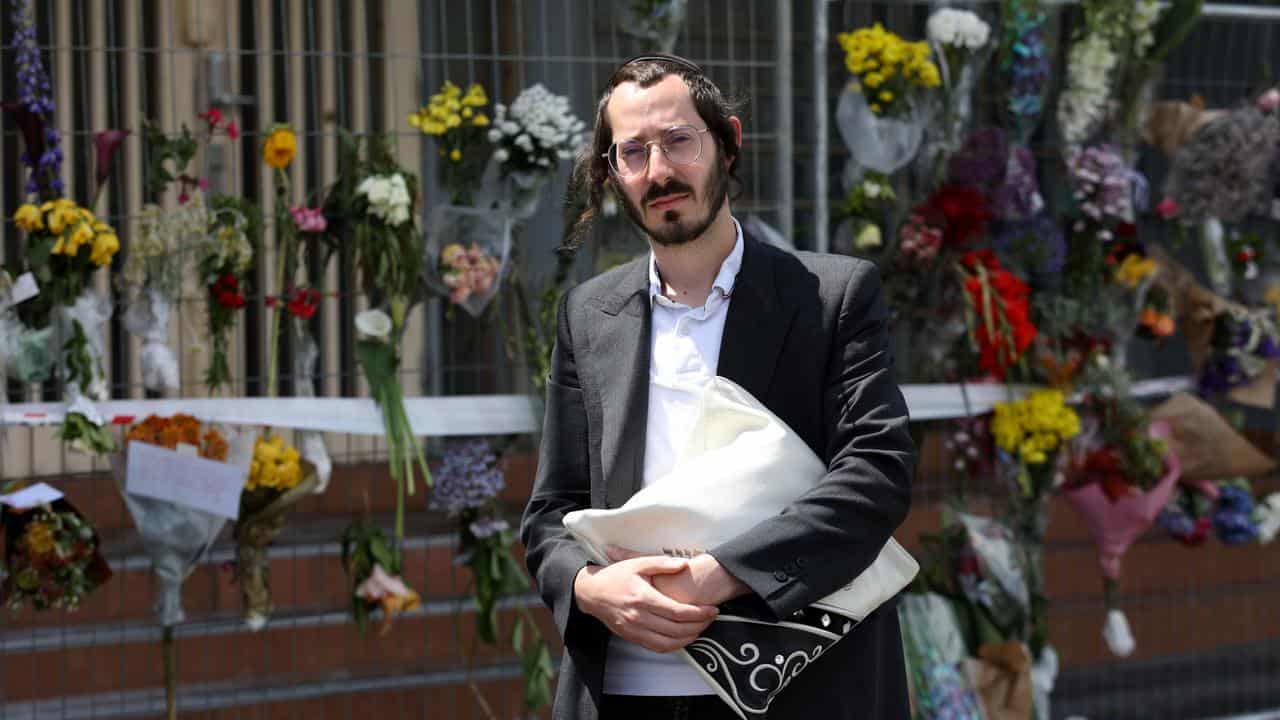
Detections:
[927, 8, 990, 50]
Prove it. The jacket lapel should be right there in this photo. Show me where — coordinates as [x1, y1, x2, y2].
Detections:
[589, 258, 651, 508]
[717, 233, 795, 405]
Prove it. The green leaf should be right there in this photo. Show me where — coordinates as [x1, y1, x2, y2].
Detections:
[1149, 0, 1203, 61]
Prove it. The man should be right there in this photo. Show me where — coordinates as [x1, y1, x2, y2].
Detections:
[521, 54, 916, 720]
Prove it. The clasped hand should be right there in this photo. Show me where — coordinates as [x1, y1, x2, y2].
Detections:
[573, 545, 748, 654]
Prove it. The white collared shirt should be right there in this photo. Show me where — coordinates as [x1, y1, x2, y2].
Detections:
[603, 219, 744, 696]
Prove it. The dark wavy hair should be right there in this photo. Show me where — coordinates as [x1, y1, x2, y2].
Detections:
[564, 56, 745, 250]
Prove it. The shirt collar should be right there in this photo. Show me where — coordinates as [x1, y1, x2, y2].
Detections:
[648, 217, 745, 303]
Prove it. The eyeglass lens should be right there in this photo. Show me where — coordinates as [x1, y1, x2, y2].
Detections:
[612, 126, 702, 175]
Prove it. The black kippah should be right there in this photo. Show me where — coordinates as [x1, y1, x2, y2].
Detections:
[610, 52, 704, 83]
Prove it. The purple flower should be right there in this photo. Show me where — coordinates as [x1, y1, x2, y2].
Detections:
[429, 439, 505, 515]
[994, 213, 1065, 279]
[7, 0, 62, 198]
[948, 127, 1009, 189]
[1213, 509, 1258, 545]
[1067, 144, 1133, 224]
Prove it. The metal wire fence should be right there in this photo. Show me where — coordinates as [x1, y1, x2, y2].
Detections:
[2, 0, 1280, 718]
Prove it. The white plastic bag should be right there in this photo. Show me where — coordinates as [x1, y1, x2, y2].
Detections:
[123, 287, 179, 392]
[836, 84, 928, 177]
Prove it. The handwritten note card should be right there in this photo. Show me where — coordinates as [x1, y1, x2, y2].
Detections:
[0, 482, 64, 510]
[125, 441, 246, 519]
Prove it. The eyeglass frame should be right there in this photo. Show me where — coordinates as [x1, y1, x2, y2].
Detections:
[601, 125, 713, 178]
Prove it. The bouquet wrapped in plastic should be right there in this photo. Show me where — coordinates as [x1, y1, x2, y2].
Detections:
[0, 484, 111, 612]
[233, 434, 318, 630]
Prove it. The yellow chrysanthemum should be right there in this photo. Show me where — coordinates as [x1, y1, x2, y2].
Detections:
[14, 203, 43, 231]
[472, 113, 489, 127]
[90, 231, 119, 267]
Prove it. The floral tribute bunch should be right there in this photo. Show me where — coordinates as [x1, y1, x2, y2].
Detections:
[837, 23, 941, 116]
[958, 250, 1036, 380]
[233, 434, 318, 630]
[1, 494, 111, 613]
[409, 81, 491, 203]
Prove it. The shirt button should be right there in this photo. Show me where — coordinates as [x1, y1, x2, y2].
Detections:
[773, 570, 789, 583]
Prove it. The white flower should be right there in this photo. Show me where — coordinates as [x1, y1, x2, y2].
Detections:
[1102, 609, 1135, 657]
[853, 223, 882, 250]
[1255, 493, 1280, 544]
[487, 129, 502, 143]
[357, 176, 390, 206]
[355, 309, 393, 341]
[387, 205, 410, 227]
[862, 180, 881, 199]
[494, 148, 510, 163]
[927, 8, 989, 50]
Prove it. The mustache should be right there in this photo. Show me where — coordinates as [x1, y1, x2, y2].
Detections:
[643, 181, 695, 205]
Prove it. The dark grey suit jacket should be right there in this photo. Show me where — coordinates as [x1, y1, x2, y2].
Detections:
[521, 232, 917, 719]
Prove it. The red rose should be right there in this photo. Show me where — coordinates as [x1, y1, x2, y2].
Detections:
[927, 184, 992, 247]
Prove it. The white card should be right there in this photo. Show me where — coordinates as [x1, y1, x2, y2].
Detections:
[125, 441, 246, 519]
[10, 272, 38, 304]
[0, 482, 64, 510]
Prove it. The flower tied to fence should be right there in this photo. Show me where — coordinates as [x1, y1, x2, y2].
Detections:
[958, 250, 1036, 380]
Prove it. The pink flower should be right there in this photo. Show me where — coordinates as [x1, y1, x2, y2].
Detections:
[199, 107, 224, 128]
[290, 206, 328, 233]
[1155, 196, 1180, 220]
[226, 120, 240, 140]
[1258, 89, 1280, 113]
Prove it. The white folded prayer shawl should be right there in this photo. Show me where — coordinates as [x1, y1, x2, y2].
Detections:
[564, 376, 918, 719]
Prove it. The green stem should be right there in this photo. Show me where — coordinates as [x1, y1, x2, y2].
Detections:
[162, 626, 177, 720]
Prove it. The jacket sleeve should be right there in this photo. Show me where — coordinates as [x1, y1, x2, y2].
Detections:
[710, 260, 916, 620]
[520, 289, 600, 641]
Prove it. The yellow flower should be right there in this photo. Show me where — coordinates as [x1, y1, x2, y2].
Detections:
[863, 72, 884, 89]
[870, 103, 883, 114]
[14, 203, 43, 231]
[68, 221, 95, 254]
[1114, 254, 1156, 288]
[423, 120, 446, 135]
[472, 113, 489, 127]
[263, 127, 297, 169]
[461, 83, 488, 107]
[48, 207, 77, 234]
[23, 521, 56, 556]
[90, 231, 119, 266]
[462, 107, 474, 118]
[257, 463, 280, 489]
[879, 90, 894, 103]
[918, 62, 941, 88]
[51, 236, 66, 254]
[445, 114, 462, 128]
[450, 148, 462, 162]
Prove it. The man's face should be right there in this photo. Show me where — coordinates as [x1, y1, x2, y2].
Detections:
[605, 75, 734, 247]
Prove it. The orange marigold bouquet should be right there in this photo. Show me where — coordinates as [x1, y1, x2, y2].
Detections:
[114, 413, 253, 720]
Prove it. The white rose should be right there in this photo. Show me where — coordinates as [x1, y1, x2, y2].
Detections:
[387, 205, 410, 227]
[355, 309, 393, 340]
[359, 176, 391, 206]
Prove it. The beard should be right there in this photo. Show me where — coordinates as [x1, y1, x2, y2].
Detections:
[619, 158, 729, 247]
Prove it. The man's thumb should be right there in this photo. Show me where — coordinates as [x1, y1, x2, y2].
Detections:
[637, 556, 688, 576]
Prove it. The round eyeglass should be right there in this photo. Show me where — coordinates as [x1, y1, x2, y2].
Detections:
[603, 125, 711, 177]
